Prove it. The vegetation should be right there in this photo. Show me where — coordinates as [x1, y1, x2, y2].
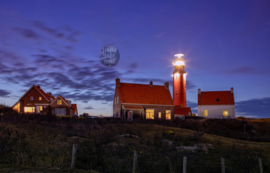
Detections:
[0, 113, 269, 172]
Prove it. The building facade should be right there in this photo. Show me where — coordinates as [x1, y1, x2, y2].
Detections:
[113, 78, 175, 121]
[197, 88, 235, 119]
[12, 85, 76, 117]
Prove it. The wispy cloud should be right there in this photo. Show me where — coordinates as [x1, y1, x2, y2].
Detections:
[0, 89, 10, 97]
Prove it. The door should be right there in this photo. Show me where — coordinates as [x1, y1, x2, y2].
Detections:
[36, 106, 40, 114]
[128, 111, 133, 121]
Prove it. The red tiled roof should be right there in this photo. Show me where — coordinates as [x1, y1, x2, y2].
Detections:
[33, 85, 50, 101]
[71, 104, 77, 114]
[198, 91, 235, 105]
[117, 83, 173, 105]
[123, 105, 143, 110]
[175, 106, 191, 115]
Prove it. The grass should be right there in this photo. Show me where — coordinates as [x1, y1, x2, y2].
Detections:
[0, 113, 270, 172]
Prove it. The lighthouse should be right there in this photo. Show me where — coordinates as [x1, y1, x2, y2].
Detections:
[173, 54, 187, 108]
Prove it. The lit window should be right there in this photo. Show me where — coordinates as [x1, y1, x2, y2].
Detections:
[158, 112, 161, 118]
[223, 111, 228, 117]
[203, 110, 208, 117]
[57, 100, 62, 105]
[40, 106, 43, 111]
[146, 110, 154, 119]
[166, 110, 171, 120]
[216, 98, 220, 102]
[39, 97, 42, 101]
[30, 96, 34, 101]
[24, 107, 35, 113]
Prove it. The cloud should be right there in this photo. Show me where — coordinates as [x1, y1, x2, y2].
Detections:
[31, 20, 80, 43]
[187, 100, 197, 114]
[229, 66, 254, 74]
[13, 28, 38, 39]
[0, 89, 10, 97]
[85, 106, 94, 109]
[236, 97, 270, 118]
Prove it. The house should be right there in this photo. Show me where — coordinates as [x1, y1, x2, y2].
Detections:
[50, 95, 74, 117]
[12, 85, 77, 117]
[12, 85, 53, 114]
[197, 88, 235, 119]
[71, 104, 78, 115]
[175, 106, 192, 119]
[113, 78, 175, 121]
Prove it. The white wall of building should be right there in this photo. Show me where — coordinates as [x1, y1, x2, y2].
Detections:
[198, 105, 235, 119]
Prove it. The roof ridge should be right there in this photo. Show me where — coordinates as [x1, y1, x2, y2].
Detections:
[120, 82, 165, 87]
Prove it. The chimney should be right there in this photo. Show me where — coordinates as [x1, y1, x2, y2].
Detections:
[231, 87, 234, 94]
[164, 82, 169, 90]
[37, 85, 40, 89]
[150, 81, 153, 87]
[116, 78, 120, 87]
[198, 88, 201, 94]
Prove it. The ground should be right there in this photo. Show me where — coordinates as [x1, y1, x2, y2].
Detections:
[0, 115, 269, 172]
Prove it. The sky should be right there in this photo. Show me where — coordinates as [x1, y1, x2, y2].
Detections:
[0, 0, 269, 118]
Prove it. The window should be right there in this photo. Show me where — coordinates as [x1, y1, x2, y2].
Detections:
[39, 97, 42, 101]
[203, 110, 208, 117]
[44, 106, 46, 109]
[223, 111, 228, 117]
[158, 112, 161, 119]
[117, 96, 119, 104]
[166, 110, 171, 120]
[55, 108, 66, 116]
[24, 107, 35, 113]
[176, 91, 178, 95]
[30, 96, 34, 101]
[216, 98, 220, 102]
[40, 106, 43, 111]
[57, 100, 62, 105]
[146, 110, 154, 119]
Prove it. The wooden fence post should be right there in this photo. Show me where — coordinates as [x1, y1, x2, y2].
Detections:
[183, 156, 187, 173]
[133, 150, 137, 173]
[71, 144, 78, 169]
[258, 158, 263, 173]
[221, 158, 225, 173]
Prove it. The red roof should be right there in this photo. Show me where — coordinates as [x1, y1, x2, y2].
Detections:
[117, 83, 173, 105]
[33, 85, 50, 101]
[123, 105, 143, 109]
[71, 104, 77, 114]
[198, 91, 235, 105]
[175, 106, 192, 115]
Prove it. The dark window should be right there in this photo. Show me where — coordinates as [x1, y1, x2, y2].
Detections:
[176, 91, 178, 95]
[216, 98, 220, 102]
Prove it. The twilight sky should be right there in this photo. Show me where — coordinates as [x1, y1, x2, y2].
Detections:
[0, 0, 269, 118]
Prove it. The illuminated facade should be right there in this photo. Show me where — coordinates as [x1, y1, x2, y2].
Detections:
[197, 88, 235, 119]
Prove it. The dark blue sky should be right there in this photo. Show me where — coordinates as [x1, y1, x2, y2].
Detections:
[0, 0, 269, 118]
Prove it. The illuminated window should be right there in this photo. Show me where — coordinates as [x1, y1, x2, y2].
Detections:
[216, 98, 220, 102]
[146, 110, 154, 119]
[166, 110, 171, 120]
[158, 112, 161, 118]
[40, 106, 43, 111]
[57, 100, 62, 105]
[39, 97, 42, 101]
[30, 96, 34, 101]
[203, 110, 208, 117]
[223, 111, 228, 117]
[24, 107, 35, 113]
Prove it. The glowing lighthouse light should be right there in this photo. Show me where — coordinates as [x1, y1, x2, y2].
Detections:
[173, 53, 185, 66]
